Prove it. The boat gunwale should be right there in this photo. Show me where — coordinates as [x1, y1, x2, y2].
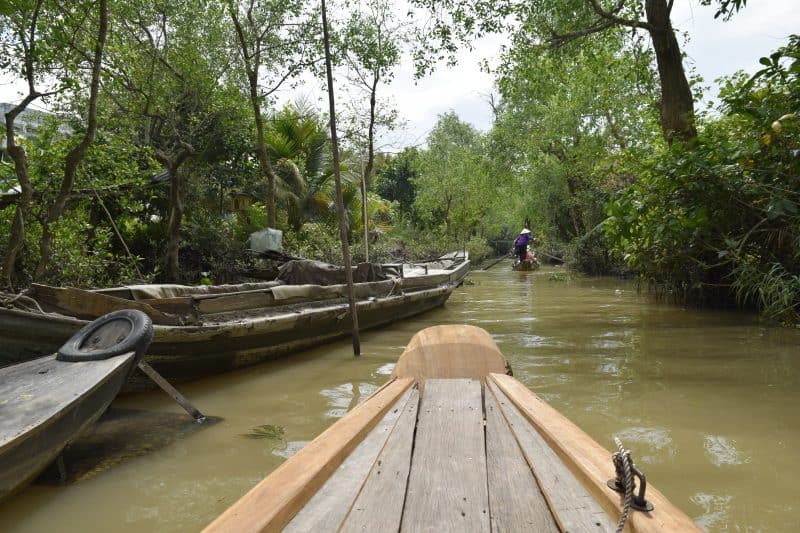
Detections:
[0, 352, 137, 451]
[0, 351, 137, 502]
[22, 258, 469, 324]
[1, 284, 456, 333]
[203, 377, 416, 532]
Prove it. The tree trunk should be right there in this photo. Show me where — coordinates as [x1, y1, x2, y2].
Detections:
[165, 163, 184, 281]
[645, 0, 697, 144]
[444, 194, 453, 236]
[228, 4, 281, 230]
[155, 144, 193, 282]
[364, 74, 378, 189]
[361, 73, 380, 261]
[565, 177, 585, 237]
[34, 0, 108, 280]
[248, 74, 279, 228]
[1, 140, 34, 289]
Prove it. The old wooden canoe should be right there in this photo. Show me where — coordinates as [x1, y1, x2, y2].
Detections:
[0, 257, 470, 391]
[0, 310, 152, 503]
[204, 324, 699, 533]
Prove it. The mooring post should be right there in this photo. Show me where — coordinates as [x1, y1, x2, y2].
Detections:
[137, 361, 206, 422]
[321, 0, 361, 356]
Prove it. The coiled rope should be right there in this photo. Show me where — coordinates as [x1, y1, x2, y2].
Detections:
[612, 437, 634, 533]
[0, 289, 46, 314]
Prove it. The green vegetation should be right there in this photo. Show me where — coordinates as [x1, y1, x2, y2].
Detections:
[243, 424, 286, 440]
[1, 2, 796, 324]
[605, 37, 800, 322]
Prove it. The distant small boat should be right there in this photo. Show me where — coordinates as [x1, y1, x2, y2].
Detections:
[0, 253, 470, 390]
[204, 324, 699, 532]
[0, 310, 153, 503]
[513, 248, 540, 271]
[512, 258, 540, 271]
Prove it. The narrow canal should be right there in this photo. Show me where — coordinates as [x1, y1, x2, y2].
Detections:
[1, 264, 798, 531]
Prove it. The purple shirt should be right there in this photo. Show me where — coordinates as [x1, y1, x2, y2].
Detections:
[514, 233, 531, 247]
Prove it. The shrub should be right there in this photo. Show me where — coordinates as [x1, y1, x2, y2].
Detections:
[604, 37, 800, 320]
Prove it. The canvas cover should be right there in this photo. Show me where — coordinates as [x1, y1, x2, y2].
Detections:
[124, 281, 283, 300]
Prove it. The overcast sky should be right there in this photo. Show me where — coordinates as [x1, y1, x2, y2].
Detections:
[2, 1, 798, 150]
[372, 0, 800, 148]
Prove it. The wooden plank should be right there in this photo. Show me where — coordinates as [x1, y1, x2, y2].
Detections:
[284, 387, 417, 532]
[132, 296, 195, 317]
[29, 284, 183, 325]
[195, 290, 275, 315]
[401, 272, 451, 290]
[487, 380, 615, 532]
[392, 325, 510, 387]
[339, 387, 420, 532]
[0, 353, 135, 501]
[484, 388, 560, 532]
[400, 379, 489, 533]
[489, 374, 701, 532]
[194, 280, 398, 315]
[0, 354, 134, 446]
[203, 378, 414, 533]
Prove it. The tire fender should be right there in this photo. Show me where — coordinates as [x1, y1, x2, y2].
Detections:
[57, 309, 154, 363]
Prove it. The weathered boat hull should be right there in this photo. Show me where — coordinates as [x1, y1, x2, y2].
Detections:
[204, 324, 700, 532]
[138, 286, 453, 389]
[1, 286, 454, 391]
[0, 352, 137, 502]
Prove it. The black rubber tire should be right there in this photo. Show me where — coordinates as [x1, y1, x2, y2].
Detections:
[57, 309, 154, 363]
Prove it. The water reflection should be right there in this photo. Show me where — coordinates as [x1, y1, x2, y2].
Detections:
[613, 426, 674, 464]
[703, 435, 750, 467]
[373, 362, 395, 376]
[273, 441, 309, 460]
[691, 492, 733, 531]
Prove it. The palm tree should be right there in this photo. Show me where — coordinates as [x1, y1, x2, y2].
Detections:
[265, 103, 365, 232]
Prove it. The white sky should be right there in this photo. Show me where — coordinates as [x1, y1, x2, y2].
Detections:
[373, 0, 800, 147]
[2, 1, 798, 149]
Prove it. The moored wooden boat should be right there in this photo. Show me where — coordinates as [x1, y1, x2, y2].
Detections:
[0, 254, 470, 390]
[205, 324, 699, 532]
[0, 310, 153, 503]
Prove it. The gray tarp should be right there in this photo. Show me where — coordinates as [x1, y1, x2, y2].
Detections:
[276, 260, 398, 286]
[125, 281, 283, 300]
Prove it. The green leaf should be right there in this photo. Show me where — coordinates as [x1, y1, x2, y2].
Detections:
[242, 424, 286, 440]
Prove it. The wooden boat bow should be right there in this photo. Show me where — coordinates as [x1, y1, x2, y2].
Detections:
[391, 324, 511, 387]
[205, 325, 700, 532]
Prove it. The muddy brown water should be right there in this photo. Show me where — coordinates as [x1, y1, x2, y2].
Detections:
[1, 265, 798, 531]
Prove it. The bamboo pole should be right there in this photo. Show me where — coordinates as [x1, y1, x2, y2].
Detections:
[321, 0, 361, 356]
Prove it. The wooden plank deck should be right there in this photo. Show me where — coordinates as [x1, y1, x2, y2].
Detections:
[401, 379, 489, 532]
[262, 377, 621, 532]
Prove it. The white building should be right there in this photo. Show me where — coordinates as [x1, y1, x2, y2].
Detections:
[1, 102, 72, 163]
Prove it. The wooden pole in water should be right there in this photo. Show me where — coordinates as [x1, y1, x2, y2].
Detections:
[321, 0, 361, 356]
[137, 361, 206, 422]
